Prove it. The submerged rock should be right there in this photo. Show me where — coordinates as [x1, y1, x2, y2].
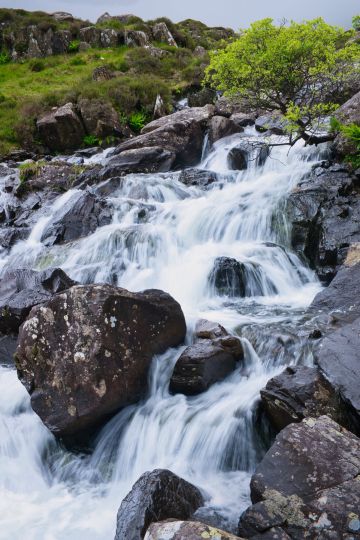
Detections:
[0, 267, 75, 334]
[169, 319, 243, 395]
[145, 521, 243, 540]
[227, 141, 270, 171]
[115, 469, 203, 540]
[15, 285, 186, 437]
[239, 416, 360, 539]
[178, 168, 218, 187]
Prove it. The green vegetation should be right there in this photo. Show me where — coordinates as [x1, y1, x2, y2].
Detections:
[68, 40, 80, 54]
[353, 15, 360, 31]
[331, 117, 360, 168]
[128, 111, 149, 133]
[205, 18, 360, 144]
[83, 134, 100, 146]
[18, 160, 44, 183]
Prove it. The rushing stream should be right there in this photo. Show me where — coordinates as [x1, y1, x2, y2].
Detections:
[0, 128, 326, 539]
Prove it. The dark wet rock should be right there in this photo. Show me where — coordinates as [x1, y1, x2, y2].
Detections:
[315, 317, 360, 435]
[255, 114, 289, 135]
[230, 113, 257, 128]
[152, 22, 177, 47]
[40, 191, 111, 246]
[0, 227, 30, 249]
[260, 366, 349, 432]
[0, 268, 76, 334]
[334, 91, 360, 157]
[227, 141, 270, 171]
[145, 520, 243, 540]
[0, 334, 17, 366]
[111, 106, 214, 169]
[15, 285, 186, 437]
[78, 99, 122, 139]
[209, 257, 278, 298]
[115, 470, 203, 540]
[37, 103, 85, 152]
[208, 116, 244, 146]
[239, 416, 360, 539]
[188, 88, 216, 108]
[170, 318, 243, 395]
[102, 147, 175, 179]
[16, 162, 84, 194]
[178, 168, 218, 187]
[286, 164, 360, 282]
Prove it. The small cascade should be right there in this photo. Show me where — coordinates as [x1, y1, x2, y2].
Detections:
[0, 127, 327, 539]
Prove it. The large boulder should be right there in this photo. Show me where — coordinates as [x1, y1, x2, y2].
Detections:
[115, 469, 204, 540]
[169, 319, 243, 395]
[286, 163, 360, 282]
[145, 521, 243, 540]
[111, 106, 215, 169]
[152, 22, 177, 47]
[208, 257, 278, 297]
[78, 98, 122, 138]
[208, 116, 244, 146]
[315, 317, 360, 436]
[260, 366, 349, 432]
[334, 91, 360, 157]
[37, 103, 85, 152]
[102, 147, 176, 179]
[227, 141, 270, 171]
[0, 268, 76, 335]
[125, 30, 150, 47]
[15, 285, 186, 437]
[100, 28, 119, 48]
[239, 416, 360, 539]
[79, 26, 101, 47]
[40, 191, 112, 246]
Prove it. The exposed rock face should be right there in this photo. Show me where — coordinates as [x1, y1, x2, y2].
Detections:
[100, 28, 119, 48]
[152, 22, 177, 47]
[334, 91, 360, 157]
[178, 168, 218, 188]
[208, 116, 244, 146]
[111, 106, 215, 168]
[115, 469, 204, 540]
[40, 191, 112, 246]
[145, 521, 243, 540]
[255, 114, 289, 135]
[79, 26, 101, 47]
[52, 30, 71, 54]
[227, 141, 269, 171]
[208, 257, 277, 298]
[0, 268, 75, 334]
[0, 334, 17, 366]
[260, 366, 349, 432]
[92, 65, 115, 82]
[286, 163, 360, 282]
[102, 147, 176, 179]
[169, 319, 243, 395]
[15, 285, 186, 437]
[315, 318, 360, 435]
[52, 12, 74, 22]
[239, 416, 360, 539]
[125, 30, 150, 47]
[78, 99, 121, 138]
[37, 103, 85, 152]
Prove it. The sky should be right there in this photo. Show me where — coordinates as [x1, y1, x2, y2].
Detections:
[4, 0, 359, 29]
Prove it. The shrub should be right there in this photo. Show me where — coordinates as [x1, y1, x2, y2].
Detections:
[83, 134, 100, 146]
[68, 40, 80, 53]
[128, 110, 149, 132]
[70, 56, 86, 66]
[353, 15, 360, 31]
[0, 51, 11, 64]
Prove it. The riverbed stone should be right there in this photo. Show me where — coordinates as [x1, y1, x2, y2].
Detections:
[15, 285, 186, 437]
[145, 521, 244, 540]
[115, 469, 204, 540]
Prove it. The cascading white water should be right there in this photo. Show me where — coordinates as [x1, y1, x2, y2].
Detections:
[0, 128, 325, 539]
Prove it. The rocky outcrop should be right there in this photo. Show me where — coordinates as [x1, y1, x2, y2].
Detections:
[260, 365, 349, 432]
[227, 141, 269, 171]
[239, 416, 360, 539]
[79, 26, 101, 47]
[40, 191, 111, 246]
[101, 147, 176, 178]
[152, 22, 177, 47]
[169, 319, 243, 395]
[37, 103, 86, 152]
[0, 267, 75, 335]
[115, 469, 204, 540]
[208, 257, 277, 297]
[145, 521, 243, 540]
[111, 106, 215, 169]
[125, 30, 150, 47]
[178, 168, 218, 188]
[334, 90, 360, 157]
[208, 116, 243, 146]
[286, 163, 360, 282]
[15, 285, 186, 437]
[78, 99, 122, 138]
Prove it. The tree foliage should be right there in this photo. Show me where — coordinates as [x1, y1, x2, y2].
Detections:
[205, 18, 360, 143]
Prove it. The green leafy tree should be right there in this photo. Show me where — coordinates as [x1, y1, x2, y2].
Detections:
[353, 15, 360, 31]
[205, 18, 360, 144]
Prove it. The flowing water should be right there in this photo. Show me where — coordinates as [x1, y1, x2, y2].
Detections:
[0, 128, 326, 539]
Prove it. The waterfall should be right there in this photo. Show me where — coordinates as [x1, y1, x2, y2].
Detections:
[0, 128, 325, 539]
